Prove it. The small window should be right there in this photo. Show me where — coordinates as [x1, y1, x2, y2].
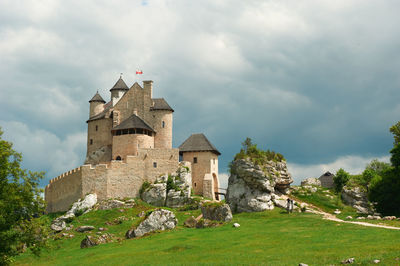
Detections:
[153, 162, 157, 168]
[162, 121, 165, 128]
[90, 139, 93, 145]
[116, 156, 121, 161]
[193, 157, 197, 164]
[194, 182, 197, 187]
[213, 158, 216, 164]
[95, 125, 98, 131]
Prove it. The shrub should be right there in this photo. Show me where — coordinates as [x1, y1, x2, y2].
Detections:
[333, 168, 350, 193]
[74, 207, 87, 217]
[139, 181, 151, 195]
[166, 175, 180, 193]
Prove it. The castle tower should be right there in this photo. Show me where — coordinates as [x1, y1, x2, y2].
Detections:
[89, 91, 106, 117]
[151, 98, 174, 149]
[179, 133, 221, 200]
[110, 76, 129, 106]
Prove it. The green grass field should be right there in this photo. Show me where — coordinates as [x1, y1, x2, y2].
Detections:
[14, 200, 400, 266]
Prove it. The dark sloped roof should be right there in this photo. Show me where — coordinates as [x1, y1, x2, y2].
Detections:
[179, 133, 221, 155]
[110, 77, 129, 91]
[112, 114, 155, 132]
[150, 98, 174, 112]
[87, 101, 112, 122]
[319, 171, 334, 178]
[89, 92, 106, 103]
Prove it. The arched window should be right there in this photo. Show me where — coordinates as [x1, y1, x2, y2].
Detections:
[116, 156, 122, 161]
[162, 121, 165, 128]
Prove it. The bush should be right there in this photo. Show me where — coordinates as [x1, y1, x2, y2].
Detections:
[166, 175, 180, 193]
[232, 137, 285, 167]
[333, 168, 350, 193]
[139, 181, 151, 195]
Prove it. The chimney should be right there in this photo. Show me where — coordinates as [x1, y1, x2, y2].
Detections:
[143, 80, 153, 98]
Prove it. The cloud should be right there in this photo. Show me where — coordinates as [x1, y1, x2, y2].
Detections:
[0, 0, 399, 187]
[288, 155, 391, 185]
[0, 120, 86, 186]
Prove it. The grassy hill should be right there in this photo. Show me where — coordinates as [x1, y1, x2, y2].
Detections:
[14, 198, 400, 265]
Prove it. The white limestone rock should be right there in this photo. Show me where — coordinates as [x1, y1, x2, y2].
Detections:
[201, 203, 233, 222]
[301, 177, 321, 187]
[98, 199, 125, 210]
[342, 186, 373, 214]
[165, 187, 191, 208]
[141, 183, 167, 207]
[233, 223, 240, 228]
[226, 159, 293, 213]
[126, 209, 177, 238]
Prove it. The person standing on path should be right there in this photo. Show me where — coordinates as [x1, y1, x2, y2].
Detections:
[287, 198, 291, 213]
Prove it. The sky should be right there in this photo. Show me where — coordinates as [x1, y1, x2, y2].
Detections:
[0, 0, 399, 188]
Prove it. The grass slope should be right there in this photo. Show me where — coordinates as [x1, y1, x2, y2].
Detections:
[15, 201, 400, 265]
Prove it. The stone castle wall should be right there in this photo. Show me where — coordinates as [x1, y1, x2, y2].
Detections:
[45, 148, 180, 213]
[152, 110, 173, 149]
[111, 134, 154, 161]
[87, 118, 113, 157]
[181, 151, 219, 199]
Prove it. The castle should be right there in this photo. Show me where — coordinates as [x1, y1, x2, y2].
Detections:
[45, 76, 220, 212]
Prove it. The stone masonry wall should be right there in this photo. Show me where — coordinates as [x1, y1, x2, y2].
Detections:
[87, 118, 113, 157]
[45, 148, 180, 213]
[181, 151, 218, 197]
[45, 167, 83, 213]
[111, 134, 154, 161]
[151, 110, 173, 149]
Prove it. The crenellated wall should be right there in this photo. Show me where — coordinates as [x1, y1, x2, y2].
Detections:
[45, 167, 83, 213]
[45, 148, 180, 213]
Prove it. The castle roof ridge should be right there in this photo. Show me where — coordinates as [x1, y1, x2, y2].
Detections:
[89, 92, 106, 103]
[179, 133, 221, 155]
[110, 77, 129, 91]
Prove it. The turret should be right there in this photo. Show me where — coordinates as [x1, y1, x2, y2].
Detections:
[89, 91, 106, 117]
[110, 76, 129, 106]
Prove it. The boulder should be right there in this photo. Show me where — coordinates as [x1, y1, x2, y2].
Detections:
[126, 209, 177, 239]
[201, 203, 233, 222]
[76, 226, 95, 232]
[226, 159, 293, 213]
[80, 236, 98, 248]
[183, 216, 198, 228]
[166, 188, 191, 208]
[50, 220, 66, 232]
[98, 199, 125, 210]
[342, 186, 373, 214]
[51, 194, 97, 231]
[301, 177, 321, 187]
[341, 258, 355, 264]
[141, 183, 167, 207]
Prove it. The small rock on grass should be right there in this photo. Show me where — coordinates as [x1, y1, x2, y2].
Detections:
[346, 216, 353, 219]
[341, 258, 355, 264]
[373, 259, 380, 264]
[334, 209, 341, 215]
[233, 223, 240, 228]
[299, 263, 308, 266]
[76, 225, 95, 232]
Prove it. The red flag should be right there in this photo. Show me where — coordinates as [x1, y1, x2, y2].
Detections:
[136, 70, 143, 74]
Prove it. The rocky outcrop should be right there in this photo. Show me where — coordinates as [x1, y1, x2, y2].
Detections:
[76, 226, 95, 232]
[84, 145, 112, 165]
[341, 186, 373, 214]
[141, 183, 167, 207]
[51, 194, 97, 232]
[80, 233, 113, 248]
[301, 177, 321, 187]
[125, 209, 177, 238]
[98, 199, 125, 210]
[201, 203, 233, 222]
[141, 163, 192, 208]
[226, 159, 293, 213]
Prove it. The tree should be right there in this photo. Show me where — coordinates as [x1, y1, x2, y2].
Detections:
[365, 159, 391, 176]
[333, 168, 350, 193]
[0, 128, 48, 265]
[389, 121, 400, 146]
[390, 144, 400, 169]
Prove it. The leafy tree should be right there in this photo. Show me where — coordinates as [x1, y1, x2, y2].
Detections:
[389, 121, 400, 145]
[365, 159, 391, 176]
[0, 128, 48, 265]
[390, 144, 400, 169]
[333, 168, 350, 193]
[368, 121, 400, 216]
[233, 137, 285, 165]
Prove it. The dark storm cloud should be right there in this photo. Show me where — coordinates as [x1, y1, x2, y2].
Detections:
[0, 0, 399, 186]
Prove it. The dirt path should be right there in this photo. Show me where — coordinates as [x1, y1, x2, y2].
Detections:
[286, 195, 400, 230]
